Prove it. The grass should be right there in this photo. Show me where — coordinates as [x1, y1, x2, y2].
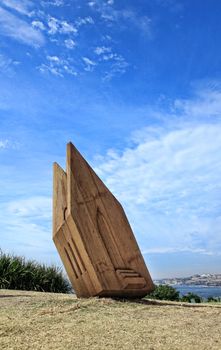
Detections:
[0, 289, 221, 350]
[0, 251, 71, 293]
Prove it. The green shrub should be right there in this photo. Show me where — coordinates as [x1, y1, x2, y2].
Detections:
[148, 284, 180, 301]
[0, 250, 72, 293]
[180, 292, 202, 303]
[207, 296, 221, 303]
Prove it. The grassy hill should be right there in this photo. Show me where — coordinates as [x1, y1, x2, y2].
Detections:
[0, 289, 221, 350]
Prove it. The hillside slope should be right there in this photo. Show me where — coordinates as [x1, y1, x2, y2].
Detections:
[0, 289, 221, 350]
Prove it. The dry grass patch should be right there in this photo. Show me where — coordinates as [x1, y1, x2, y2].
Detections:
[0, 289, 221, 350]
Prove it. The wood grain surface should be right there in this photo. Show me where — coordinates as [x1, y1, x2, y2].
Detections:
[53, 142, 154, 297]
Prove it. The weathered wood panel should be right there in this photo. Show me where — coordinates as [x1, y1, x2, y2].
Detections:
[53, 142, 154, 297]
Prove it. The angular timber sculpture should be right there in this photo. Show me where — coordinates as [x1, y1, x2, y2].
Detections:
[53, 142, 154, 298]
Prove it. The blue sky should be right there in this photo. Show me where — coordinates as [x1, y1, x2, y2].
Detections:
[0, 0, 221, 279]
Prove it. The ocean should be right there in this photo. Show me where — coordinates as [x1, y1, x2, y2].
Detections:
[173, 284, 221, 299]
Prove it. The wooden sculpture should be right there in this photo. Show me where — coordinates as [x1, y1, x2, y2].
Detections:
[53, 142, 154, 298]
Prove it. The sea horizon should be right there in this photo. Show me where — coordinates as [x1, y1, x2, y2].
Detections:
[172, 284, 221, 299]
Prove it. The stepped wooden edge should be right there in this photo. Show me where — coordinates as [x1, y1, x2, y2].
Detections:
[53, 142, 154, 298]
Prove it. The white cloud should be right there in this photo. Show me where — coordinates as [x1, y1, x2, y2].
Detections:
[174, 87, 221, 118]
[142, 247, 217, 255]
[0, 139, 9, 149]
[120, 11, 152, 36]
[76, 16, 94, 27]
[0, 6, 45, 46]
[32, 20, 45, 30]
[94, 88, 221, 256]
[94, 46, 112, 55]
[0, 53, 20, 74]
[96, 123, 221, 207]
[0, 0, 33, 16]
[82, 56, 96, 71]
[0, 196, 56, 262]
[89, 1, 152, 36]
[47, 55, 60, 62]
[38, 55, 77, 77]
[7, 196, 51, 219]
[88, 1, 96, 7]
[41, 0, 64, 6]
[102, 53, 115, 60]
[47, 17, 58, 34]
[64, 38, 76, 49]
[60, 20, 77, 34]
[0, 137, 20, 149]
[47, 16, 77, 35]
[94, 45, 129, 79]
[103, 54, 129, 80]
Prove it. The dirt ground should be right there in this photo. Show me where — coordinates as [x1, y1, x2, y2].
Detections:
[0, 289, 221, 350]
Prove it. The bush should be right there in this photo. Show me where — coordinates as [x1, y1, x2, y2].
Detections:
[180, 292, 202, 303]
[207, 296, 221, 303]
[148, 284, 180, 301]
[0, 250, 72, 293]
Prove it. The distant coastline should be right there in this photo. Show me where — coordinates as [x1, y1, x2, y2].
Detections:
[154, 273, 221, 287]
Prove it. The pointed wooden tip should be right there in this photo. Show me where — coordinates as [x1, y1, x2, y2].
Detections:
[67, 141, 75, 150]
[67, 142, 75, 161]
[67, 142, 78, 156]
[53, 162, 61, 171]
[53, 162, 67, 236]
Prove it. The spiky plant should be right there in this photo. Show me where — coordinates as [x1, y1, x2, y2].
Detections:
[0, 250, 72, 293]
